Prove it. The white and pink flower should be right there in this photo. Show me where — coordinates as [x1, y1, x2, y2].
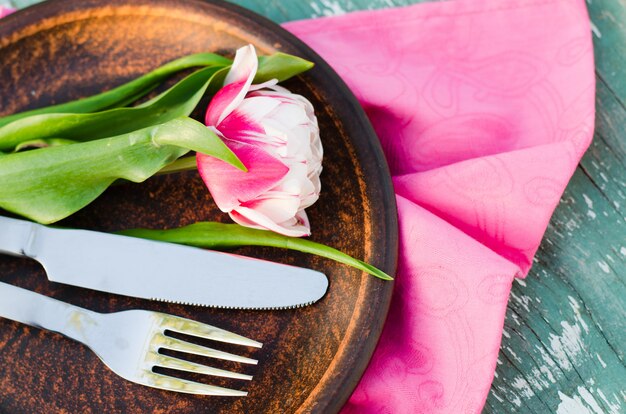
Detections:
[197, 45, 323, 237]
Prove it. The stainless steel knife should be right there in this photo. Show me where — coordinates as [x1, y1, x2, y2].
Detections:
[0, 216, 328, 309]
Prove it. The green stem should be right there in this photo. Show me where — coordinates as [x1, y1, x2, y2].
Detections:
[119, 222, 393, 280]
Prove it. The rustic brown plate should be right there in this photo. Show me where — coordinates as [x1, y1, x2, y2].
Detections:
[0, 1, 397, 413]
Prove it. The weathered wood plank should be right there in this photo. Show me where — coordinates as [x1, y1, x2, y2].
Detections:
[588, 0, 626, 100]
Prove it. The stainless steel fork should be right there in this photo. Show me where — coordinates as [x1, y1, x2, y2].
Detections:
[0, 281, 262, 396]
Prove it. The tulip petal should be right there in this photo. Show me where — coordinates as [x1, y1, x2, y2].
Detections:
[237, 96, 281, 122]
[216, 97, 286, 145]
[249, 79, 279, 91]
[205, 81, 247, 126]
[197, 140, 288, 212]
[225, 44, 258, 85]
[243, 194, 302, 223]
[216, 100, 274, 141]
[230, 206, 311, 237]
[205, 45, 259, 126]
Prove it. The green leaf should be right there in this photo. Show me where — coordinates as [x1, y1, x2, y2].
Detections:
[0, 117, 241, 224]
[255, 53, 314, 83]
[119, 222, 394, 281]
[0, 53, 231, 128]
[156, 155, 198, 175]
[0, 66, 228, 152]
[0, 51, 314, 153]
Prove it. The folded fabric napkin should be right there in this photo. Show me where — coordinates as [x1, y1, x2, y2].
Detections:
[285, 0, 595, 412]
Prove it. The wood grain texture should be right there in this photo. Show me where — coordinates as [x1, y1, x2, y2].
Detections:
[0, 1, 397, 413]
[4, 0, 626, 412]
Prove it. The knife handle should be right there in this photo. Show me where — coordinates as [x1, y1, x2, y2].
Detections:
[0, 215, 38, 257]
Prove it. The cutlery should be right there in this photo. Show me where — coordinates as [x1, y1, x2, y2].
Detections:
[0, 280, 262, 396]
[0, 215, 328, 309]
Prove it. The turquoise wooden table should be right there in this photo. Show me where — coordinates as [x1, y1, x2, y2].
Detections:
[3, 0, 625, 412]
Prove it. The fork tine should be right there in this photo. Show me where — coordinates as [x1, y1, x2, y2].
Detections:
[155, 334, 258, 364]
[153, 354, 253, 380]
[161, 315, 263, 348]
[146, 372, 248, 396]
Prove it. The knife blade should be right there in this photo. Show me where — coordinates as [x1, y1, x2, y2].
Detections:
[0, 216, 328, 309]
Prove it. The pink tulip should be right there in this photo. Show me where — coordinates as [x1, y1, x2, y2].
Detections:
[197, 45, 323, 237]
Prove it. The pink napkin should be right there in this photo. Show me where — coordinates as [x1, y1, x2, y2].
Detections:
[284, 0, 595, 412]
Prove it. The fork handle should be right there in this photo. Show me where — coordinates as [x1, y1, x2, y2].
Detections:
[0, 281, 99, 344]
